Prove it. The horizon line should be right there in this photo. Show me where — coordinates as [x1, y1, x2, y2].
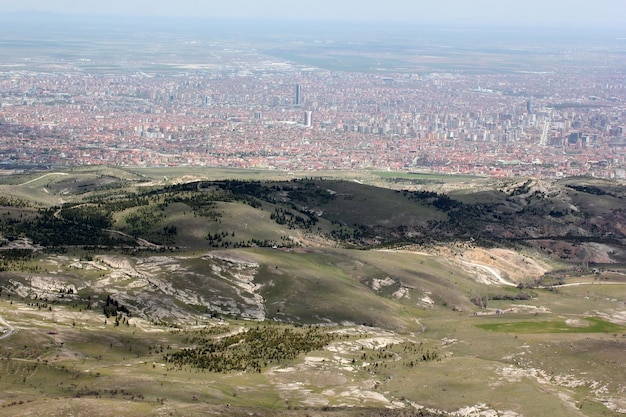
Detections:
[1, 11, 625, 31]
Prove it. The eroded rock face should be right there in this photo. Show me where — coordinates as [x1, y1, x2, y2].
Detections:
[527, 240, 626, 264]
[93, 253, 267, 322]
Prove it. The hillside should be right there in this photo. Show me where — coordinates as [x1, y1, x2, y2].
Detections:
[0, 166, 625, 416]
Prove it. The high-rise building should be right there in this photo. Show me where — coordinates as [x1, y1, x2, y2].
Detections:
[569, 131, 580, 144]
[526, 100, 533, 114]
[304, 111, 312, 127]
[295, 84, 302, 106]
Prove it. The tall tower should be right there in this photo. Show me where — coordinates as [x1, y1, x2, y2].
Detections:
[295, 84, 302, 106]
[526, 100, 532, 114]
[304, 111, 312, 127]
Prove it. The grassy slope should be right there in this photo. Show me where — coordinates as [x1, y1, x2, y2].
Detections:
[1, 167, 625, 416]
[312, 181, 447, 227]
[1, 275, 624, 416]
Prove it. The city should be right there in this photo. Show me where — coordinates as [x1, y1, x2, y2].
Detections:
[0, 19, 625, 179]
[1, 7, 626, 417]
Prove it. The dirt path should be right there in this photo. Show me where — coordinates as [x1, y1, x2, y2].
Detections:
[19, 172, 68, 186]
[479, 263, 517, 286]
[53, 205, 163, 249]
[105, 229, 164, 249]
[461, 260, 517, 286]
[557, 281, 626, 287]
[0, 313, 16, 340]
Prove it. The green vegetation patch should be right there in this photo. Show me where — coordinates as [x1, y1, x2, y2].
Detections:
[476, 316, 626, 334]
[164, 324, 337, 373]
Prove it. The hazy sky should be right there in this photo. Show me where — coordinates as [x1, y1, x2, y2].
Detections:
[3, 0, 626, 28]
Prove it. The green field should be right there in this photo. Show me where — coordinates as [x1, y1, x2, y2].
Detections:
[476, 316, 626, 334]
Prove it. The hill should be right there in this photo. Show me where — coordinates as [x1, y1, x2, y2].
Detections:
[0, 166, 625, 416]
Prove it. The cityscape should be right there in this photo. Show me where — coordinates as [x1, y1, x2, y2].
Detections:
[0, 17, 625, 178]
[2, 8, 626, 417]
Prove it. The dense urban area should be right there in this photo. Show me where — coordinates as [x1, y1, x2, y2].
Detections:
[2, 14, 626, 417]
[0, 22, 625, 178]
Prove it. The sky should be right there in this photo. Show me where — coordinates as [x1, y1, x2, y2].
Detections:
[2, 0, 626, 28]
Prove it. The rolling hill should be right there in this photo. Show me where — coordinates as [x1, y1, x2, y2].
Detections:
[0, 166, 625, 416]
